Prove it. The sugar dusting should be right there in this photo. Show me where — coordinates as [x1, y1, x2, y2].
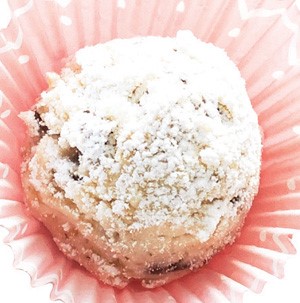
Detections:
[21, 31, 261, 242]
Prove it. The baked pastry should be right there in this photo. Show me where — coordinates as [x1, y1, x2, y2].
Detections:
[20, 31, 262, 288]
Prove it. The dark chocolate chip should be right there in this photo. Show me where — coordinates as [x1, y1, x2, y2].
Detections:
[83, 110, 90, 113]
[180, 79, 187, 84]
[230, 196, 240, 204]
[70, 173, 83, 181]
[173, 48, 178, 52]
[34, 111, 49, 136]
[68, 147, 82, 165]
[112, 231, 120, 241]
[147, 260, 190, 275]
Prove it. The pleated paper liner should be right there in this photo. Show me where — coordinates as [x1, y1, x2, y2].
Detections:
[1, 0, 300, 302]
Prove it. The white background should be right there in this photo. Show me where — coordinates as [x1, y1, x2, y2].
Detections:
[1, 226, 300, 302]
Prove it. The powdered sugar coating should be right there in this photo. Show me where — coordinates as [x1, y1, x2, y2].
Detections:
[21, 31, 261, 244]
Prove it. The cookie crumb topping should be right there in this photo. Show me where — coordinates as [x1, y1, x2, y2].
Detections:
[21, 31, 261, 242]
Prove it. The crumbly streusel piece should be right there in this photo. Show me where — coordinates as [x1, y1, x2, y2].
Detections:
[20, 31, 261, 288]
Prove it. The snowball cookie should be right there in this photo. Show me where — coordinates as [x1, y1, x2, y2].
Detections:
[20, 31, 262, 288]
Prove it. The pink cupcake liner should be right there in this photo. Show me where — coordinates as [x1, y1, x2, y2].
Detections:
[1, 0, 300, 302]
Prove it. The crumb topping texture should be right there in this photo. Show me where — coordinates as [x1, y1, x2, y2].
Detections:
[21, 31, 261, 243]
